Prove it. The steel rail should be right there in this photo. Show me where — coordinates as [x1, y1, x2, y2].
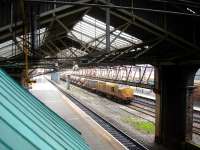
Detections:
[48, 78, 149, 150]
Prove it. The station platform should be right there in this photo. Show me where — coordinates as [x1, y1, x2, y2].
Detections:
[53, 77, 169, 150]
[134, 92, 155, 100]
[30, 76, 126, 150]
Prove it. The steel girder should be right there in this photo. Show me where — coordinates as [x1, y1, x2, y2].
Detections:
[68, 65, 154, 89]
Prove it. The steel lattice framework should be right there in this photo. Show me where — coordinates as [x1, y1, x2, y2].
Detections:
[0, 0, 199, 69]
[62, 65, 154, 89]
[0, 0, 199, 89]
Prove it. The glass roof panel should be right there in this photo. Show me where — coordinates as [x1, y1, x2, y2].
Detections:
[56, 47, 88, 58]
[73, 21, 105, 38]
[90, 41, 106, 49]
[0, 40, 13, 49]
[0, 43, 21, 58]
[71, 47, 88, 56]
[68, 15, 142, 52]
[38, 28, 46, 47]
[0, 28, 46, 59]
[0, 40, 20, 58]
[69, 31, 92, 43]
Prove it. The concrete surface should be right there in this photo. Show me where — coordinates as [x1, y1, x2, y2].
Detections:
[30, 76, 126, 150]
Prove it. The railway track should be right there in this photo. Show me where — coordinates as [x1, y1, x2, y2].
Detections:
[128, 96, 156, 119]
[127, 104, 155, 118]
[133, 96, 155, 109]
[131, 95, 200, 136]
[48, 79, 148, 150]
[193, 121, 200, 135]
[61, 78, 200, 136]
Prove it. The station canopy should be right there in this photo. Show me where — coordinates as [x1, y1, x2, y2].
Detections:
[0, 28, 46, 59]
[0, 14, 142, 61]
[0, 0, 198, 68]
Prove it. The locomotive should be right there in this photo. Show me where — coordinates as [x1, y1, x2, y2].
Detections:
[61, 75, 134, 104]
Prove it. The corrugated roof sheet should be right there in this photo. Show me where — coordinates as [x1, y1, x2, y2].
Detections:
[0, 69, 90, 150]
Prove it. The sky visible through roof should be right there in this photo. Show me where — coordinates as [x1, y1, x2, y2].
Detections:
[0, 28, 46, 58]
[0, 14, 142, 59]
[67, 15, 142, 52]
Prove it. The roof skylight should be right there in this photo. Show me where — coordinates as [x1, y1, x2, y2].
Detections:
[56, 47, 88, 58]
[0, 28, 46, 59]
[68, 15, 142, 51]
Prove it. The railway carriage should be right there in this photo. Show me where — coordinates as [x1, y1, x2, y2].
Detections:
[87, 79, 98, 90]
[97, 81, 107, 93]
[61, 75, 134, 104]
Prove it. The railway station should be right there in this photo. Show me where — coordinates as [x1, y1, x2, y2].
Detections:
[0, 0, 200, 150]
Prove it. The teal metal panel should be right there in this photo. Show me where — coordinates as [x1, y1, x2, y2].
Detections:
[0, 69, 90, 150]
[0, 139, 12, 150]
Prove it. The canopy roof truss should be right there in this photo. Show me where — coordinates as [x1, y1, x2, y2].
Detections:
[0, 0, 199, 69]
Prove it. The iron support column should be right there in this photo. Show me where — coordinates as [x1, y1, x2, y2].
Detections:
[106, 0, 110, 52]
[30, 5, 38, 53]
[185, 86, 194, 142]
[155, 65, 198, 149]
[154, 66, 161, 143]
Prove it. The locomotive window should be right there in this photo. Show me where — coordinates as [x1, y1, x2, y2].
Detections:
[111, 87, 115, 92]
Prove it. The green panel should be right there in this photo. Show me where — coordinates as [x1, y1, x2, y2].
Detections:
[0, 69, 90, 150]
[0, 119, 38, 150]
[0, 139, 12, 150]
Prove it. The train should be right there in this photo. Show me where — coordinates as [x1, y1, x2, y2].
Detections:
[61, 75, 134, 104]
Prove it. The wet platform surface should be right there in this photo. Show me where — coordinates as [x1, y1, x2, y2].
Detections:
[30, 76, 125, 150]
